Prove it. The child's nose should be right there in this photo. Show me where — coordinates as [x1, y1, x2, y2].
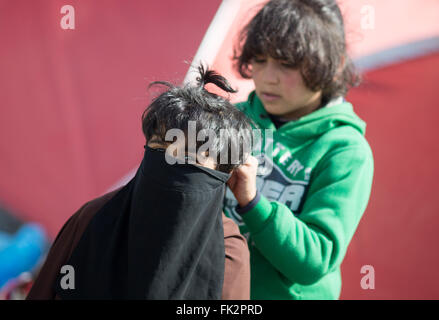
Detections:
[262, 61, 279, 84]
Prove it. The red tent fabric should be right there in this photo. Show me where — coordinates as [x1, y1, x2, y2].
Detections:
[341, 52, 439, 299]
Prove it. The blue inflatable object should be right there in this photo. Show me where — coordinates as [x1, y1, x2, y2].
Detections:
[0, 223, 47, 289]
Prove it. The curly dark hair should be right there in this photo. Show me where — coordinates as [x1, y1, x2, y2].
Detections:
[142, 64, 254, 173]
[235, 0, 360, 103]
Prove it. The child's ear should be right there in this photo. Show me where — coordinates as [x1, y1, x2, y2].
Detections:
[246, 63, 254, 78]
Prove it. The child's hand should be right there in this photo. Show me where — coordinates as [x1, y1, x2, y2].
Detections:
[227, 155, 259, 208]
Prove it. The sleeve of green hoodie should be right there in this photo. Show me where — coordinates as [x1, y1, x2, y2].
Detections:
[241, 145, 374, 285]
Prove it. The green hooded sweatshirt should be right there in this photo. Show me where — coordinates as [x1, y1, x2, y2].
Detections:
[223, 91, 374, 300]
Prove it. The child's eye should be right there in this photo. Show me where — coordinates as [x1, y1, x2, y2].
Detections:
[280, 62, 295, 69]
[252, 57, 266, 64]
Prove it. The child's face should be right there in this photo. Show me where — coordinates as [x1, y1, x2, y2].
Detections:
[251, 56, 322, 120]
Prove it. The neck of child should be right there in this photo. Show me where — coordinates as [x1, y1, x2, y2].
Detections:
[280, 94, 323, 121]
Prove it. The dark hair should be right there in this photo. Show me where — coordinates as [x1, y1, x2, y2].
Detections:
[142, 64, 254, 173]
[235, 0, 360, 103]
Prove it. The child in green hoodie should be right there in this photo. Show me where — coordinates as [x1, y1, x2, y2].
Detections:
[223, 0, 374, 300]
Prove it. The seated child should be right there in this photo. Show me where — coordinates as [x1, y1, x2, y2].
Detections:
[27, 65, 253, 300]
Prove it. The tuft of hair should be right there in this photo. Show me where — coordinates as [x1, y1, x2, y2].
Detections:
[195, 64, 238, 94]
[234, 0, 360, 103]
[142, 64, 255, 173]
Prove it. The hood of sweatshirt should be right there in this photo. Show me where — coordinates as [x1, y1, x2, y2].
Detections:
[239, 91, 366, 142]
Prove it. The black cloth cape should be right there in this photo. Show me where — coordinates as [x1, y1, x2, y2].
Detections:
[54, 146, 230, 299]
